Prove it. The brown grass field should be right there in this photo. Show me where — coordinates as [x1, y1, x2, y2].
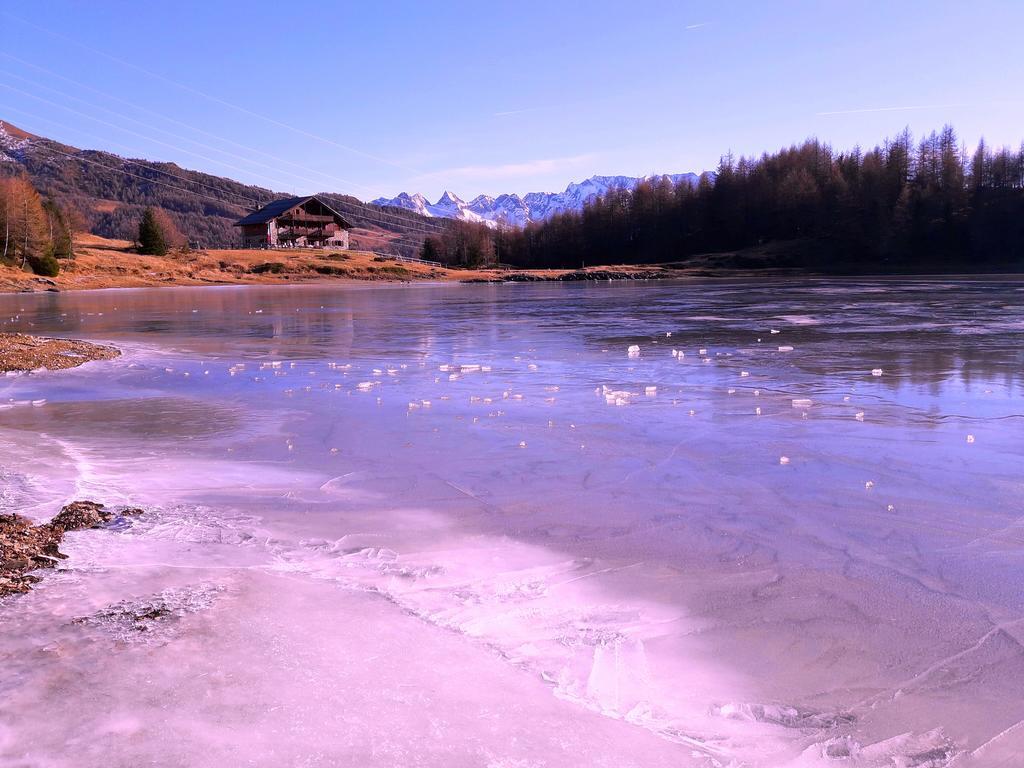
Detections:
[0, 234, 684, 293]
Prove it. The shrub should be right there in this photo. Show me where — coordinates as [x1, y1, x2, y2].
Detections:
[314, 265, 349, 276]
[250, 262, 286, 274]
[27, 253, 61, 277]
[375, 264, 411, 277]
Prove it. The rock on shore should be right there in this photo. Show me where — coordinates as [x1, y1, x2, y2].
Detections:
[0, 501, 141, 597]
[0, 333, 120, 373]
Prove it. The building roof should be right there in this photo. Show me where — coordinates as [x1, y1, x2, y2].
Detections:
[234, 195, 354, 228]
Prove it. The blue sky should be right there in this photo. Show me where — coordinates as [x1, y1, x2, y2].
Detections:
[2, 1, 1023, 202]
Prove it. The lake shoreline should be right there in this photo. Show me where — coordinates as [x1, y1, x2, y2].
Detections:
[4, 234, 1021, 294]
[4, 268, 1023, 298]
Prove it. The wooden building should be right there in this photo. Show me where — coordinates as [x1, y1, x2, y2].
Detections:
[234, 196, 353, 249]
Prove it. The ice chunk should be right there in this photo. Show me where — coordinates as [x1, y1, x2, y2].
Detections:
[626, 345, 640, 357]
[778, 345, 794, 352]
[779, 456, 790, 465]
[871, 368, 883, 377]
[791, 398, 813, 408]
[604, 389, 632, 406]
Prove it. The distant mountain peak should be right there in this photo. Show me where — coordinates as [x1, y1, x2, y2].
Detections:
[371, 172, 699, 228]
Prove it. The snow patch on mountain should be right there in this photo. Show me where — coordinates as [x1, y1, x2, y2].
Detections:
[0, 121, 32, 163]
[371, 172, 699, 228]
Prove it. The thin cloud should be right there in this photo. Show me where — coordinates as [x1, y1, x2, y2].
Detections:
[413, 154, 599, 182]
[685, 22, 710, 30]
[493, 96, 605, 118]
[494, 108, 539, 117]
[817, 103, 963, 116]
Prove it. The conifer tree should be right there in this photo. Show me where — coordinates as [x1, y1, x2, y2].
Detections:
[138, 207, 169, 255]
[420, 236, 441, 262]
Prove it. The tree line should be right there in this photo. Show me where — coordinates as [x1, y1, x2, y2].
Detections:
[422, 126, 1024, 273]
[0, 174, 74, 276]
[0, 169, 197, 278]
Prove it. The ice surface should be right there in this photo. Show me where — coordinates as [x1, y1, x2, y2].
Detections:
[0, 280, 1022, 767]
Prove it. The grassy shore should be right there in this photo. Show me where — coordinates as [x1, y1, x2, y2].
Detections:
[0, 235, 746, 294]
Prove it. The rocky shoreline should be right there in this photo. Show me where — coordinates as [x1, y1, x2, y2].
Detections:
[0, 501, 141, 597]
[0, 333, 120, 373]
[461, 268, 670, 284]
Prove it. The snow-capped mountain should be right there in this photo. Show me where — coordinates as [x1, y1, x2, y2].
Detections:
[370, 190, 488, 224]
[371, 172, 700, 228]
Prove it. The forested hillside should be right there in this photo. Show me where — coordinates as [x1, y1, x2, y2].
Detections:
[461, 126, 1024, 273]
[0, 121, 442, 255]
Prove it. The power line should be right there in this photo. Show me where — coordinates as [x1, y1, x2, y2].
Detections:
[24, 140, 448, 246]
[5, 104, 450, 237]
[23, 143, 439, 255]
[3, 105, 262, 208]
[24, 134, 452, 240]
[2, 11, 422, 175]
[1, 81, 458, 235]
[327, 201, 451, 236]
[0, 81, 318, 197]
[1, 91, 448, 234]
[0, 63, 457, 235]
[0, 52, 380, 194]
[26, 139, 254, 209]
[0, 64, 375, 197]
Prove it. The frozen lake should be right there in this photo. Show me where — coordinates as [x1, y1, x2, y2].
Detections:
[0, 279, 1022, 767]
